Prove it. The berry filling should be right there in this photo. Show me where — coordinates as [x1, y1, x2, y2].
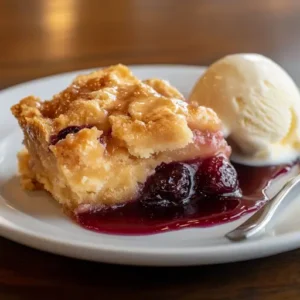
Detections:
[138, 156, 240, 219]
[50, 125, 111, 146]
[74, 155, 295, 235]
[139, 162, 194, 218]
[50, 126, 87, 145]
[195, 155, 239, 196]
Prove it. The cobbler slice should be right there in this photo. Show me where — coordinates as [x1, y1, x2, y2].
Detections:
[11, 64, 237, 217]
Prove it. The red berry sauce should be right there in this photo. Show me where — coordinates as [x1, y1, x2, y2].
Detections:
[75, 156, 295, 235]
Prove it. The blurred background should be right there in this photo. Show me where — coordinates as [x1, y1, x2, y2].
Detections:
[1, 0, 300, 89]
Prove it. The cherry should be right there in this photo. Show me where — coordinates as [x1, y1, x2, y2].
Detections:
[98, 130, 112, 147]
[195, 155, 238, 195]
[139, 162, 193, 218]
[50, 126, 84, 145]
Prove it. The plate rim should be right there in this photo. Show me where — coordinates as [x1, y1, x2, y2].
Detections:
[1, 214, 300, 266]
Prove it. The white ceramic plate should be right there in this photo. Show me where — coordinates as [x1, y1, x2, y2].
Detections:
[1, 65, 300, 266]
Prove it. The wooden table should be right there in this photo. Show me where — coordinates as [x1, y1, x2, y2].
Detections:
[1, 0, 300, 299]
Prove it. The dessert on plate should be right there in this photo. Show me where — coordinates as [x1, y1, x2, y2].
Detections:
[11, 54, 300, 235]
[11, 64, 241, 231]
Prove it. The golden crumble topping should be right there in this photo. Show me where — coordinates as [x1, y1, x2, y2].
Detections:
[11, 64, 229, 209]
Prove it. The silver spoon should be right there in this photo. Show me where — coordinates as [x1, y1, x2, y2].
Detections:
[225, 173, 300, 241]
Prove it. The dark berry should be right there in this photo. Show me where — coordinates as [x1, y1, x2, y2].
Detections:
[145, 162, 192, 203]
[50, 126, 83, 145]
[196, 155, 238, 195]
[98, 130, 112, 147]
[139, 162, 193, 218]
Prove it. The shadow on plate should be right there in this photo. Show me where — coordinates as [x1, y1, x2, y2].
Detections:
[0, 176, 63, 218]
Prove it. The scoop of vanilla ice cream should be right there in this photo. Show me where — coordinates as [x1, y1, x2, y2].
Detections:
[189, 53, 300, 164]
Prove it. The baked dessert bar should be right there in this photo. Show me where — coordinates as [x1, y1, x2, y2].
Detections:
[11, 64, 234, 215]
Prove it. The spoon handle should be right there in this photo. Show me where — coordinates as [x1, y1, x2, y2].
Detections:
[225, 174, 300, 241]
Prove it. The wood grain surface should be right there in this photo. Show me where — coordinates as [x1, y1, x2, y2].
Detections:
[1, 0, 300, 299]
